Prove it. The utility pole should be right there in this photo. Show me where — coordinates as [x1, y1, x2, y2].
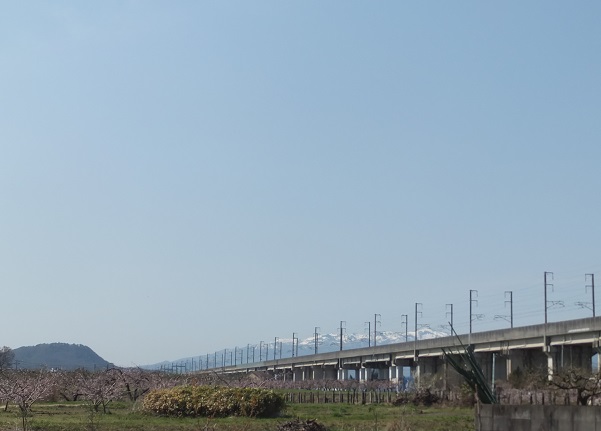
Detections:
[494, 291, 514, 328]
[365, 321, 371, 347]
[292, 333, 297, 358]
[274, 337, 279, 360]
[314, 327, 320, 355]
[469, 289, 484, 339]
[446, 304, 453, 334]
[469, 290, 477, 335]
[401, 314, 408, 342]
[339, 321, 346, 351]
[374, 314, 381, 347]
[544, 271, 553, 324]
[414, 303, 422, 360]
[234, 347, 237, 366]
[506, 291, 513, 328]
[586, 274, 596, 317]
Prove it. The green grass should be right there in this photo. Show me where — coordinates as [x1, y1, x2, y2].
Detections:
[0, 400, 474, 431]
[289, 403, 473, 431]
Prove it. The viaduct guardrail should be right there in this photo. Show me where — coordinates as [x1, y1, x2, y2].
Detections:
[201, 317, 601, 384]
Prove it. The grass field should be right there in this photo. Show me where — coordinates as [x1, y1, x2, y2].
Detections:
[0, 400, 474, 431]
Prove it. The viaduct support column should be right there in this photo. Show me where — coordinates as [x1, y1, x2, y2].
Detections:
[312, 366, 322, 380]
[388, 365, 399, 382]
[474, 353, 493, 383]
[506, 350, 526, 379]
[293, 367, 304, 382]
[302, 366, 310, 381]
[412, 361, 420, 388]
[545, 346, 559, 381]
[561, 345, 593, 371]
[324, 366, 337, 380]
[547, 353, 554, 380]
[359, 367, 369, 382]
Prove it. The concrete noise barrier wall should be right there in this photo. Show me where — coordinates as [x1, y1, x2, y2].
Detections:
[478, 404, 601, 431]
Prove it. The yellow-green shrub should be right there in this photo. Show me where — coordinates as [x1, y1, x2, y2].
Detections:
[143, 386, 285, 418]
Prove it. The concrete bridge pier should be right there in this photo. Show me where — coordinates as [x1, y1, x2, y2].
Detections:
[506, 348, 550, 378]
[312, 365, 336, 380]
[505, 350, 524, 379]
[312, 367, 324, 380]
[359, 367, 380, 381]
[545, 346, 558, 380]
[393, 358, 413, 388]
[494, 354, 508, 384]
[442, 356, 472, 390]
[338, 368, 349, 381]
[358, 367, 368, 381]
[421, 356, 441, 375]
[558, 345, 593, 371]
[282, 369, 293, 381]
[272, 369, 284, 381]
[412, 356, 442, 387]
[324, 365, 337, 380]
[388, 365, 401, 383]
[371, 368, 384, 380]
[411, 362, 420, 388]
[470, 352, 507, 387]
[303, 366, 312, 381]
[475, 352, 491, 381]
[292, 366, 304, 382]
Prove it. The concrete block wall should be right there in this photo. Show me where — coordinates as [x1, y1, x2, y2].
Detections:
[478, 405, 601, 431]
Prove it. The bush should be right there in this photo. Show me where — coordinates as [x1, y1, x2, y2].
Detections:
[142, 385, 285, 418]
[277, 419, 327, 431]
[392, 389, 440, 407]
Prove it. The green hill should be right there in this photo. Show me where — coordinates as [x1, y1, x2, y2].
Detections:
[13, 343, 111, 371]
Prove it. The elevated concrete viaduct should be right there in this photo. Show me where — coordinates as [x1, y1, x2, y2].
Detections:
[206, 317, 601, 386]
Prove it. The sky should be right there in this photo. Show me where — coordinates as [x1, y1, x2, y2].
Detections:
[1, 1, 600, 367]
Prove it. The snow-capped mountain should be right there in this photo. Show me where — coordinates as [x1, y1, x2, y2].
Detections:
[293, 328, 448, 355]
[148, 327, 449, 369]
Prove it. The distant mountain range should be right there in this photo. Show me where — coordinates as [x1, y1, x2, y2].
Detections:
[13, 343, 110, 371]
[9, 329, 449, 371]
[148, 327, 449, 370]
[302, 328, 448, 354]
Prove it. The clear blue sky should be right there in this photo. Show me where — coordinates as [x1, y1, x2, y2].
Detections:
[1, 2, 600, 366]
